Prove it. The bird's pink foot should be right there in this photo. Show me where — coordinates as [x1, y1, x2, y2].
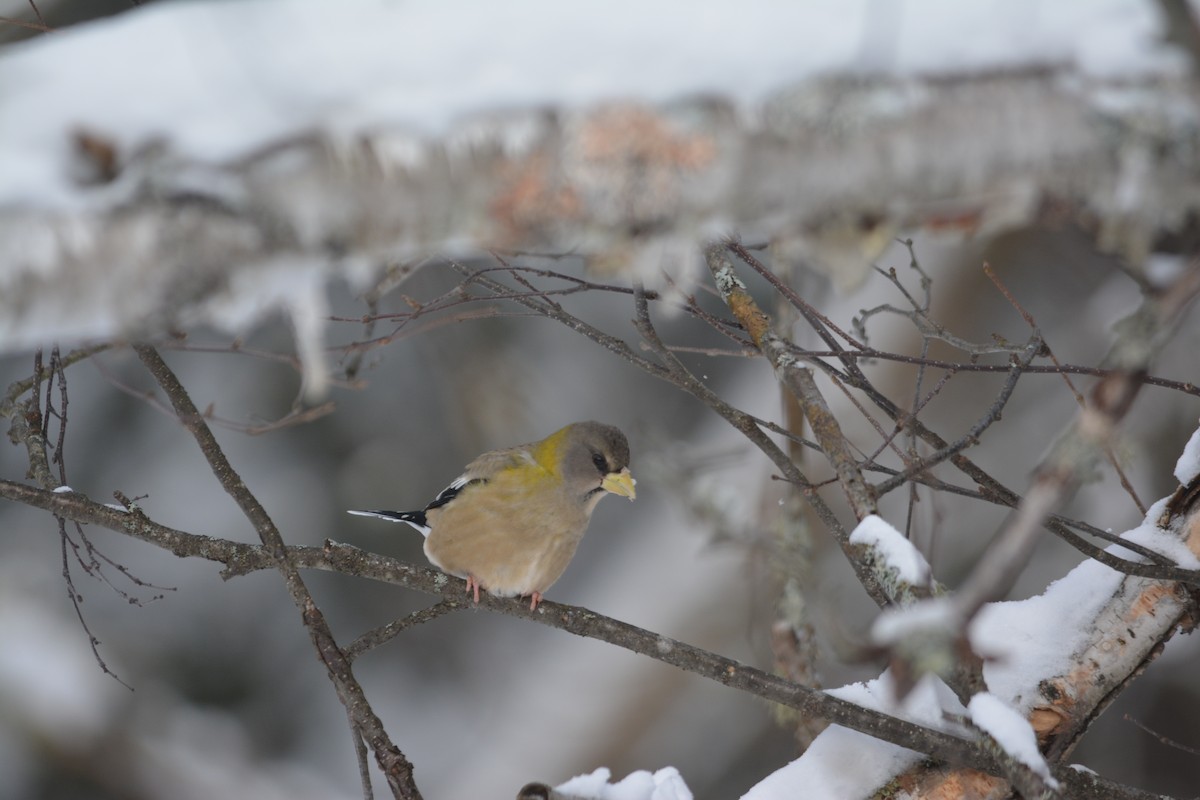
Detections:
[465, 575, 482, 604]
[528, 591, 542, 611]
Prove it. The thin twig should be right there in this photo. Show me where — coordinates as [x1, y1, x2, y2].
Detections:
[346, 602, 458, 661]
[0, 14, 53, 33]
[781, 348, 1199, 397]
[983, 262, 1147, 514]
[873, 335, 1042, 497]
[59, 518, 133, 690]
[1124, 713, 1200, 755]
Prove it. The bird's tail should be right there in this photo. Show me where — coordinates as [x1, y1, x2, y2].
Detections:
[347, 509, 431, 537]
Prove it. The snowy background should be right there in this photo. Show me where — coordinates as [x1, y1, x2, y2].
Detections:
[2, 1, 1200, 799]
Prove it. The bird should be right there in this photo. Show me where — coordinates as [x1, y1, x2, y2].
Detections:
[349, 421, 635, 611]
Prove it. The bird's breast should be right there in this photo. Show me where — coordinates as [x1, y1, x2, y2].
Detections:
[423, 476, 589, 595]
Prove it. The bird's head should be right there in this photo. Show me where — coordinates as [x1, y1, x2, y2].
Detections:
[558, 421, 635, 504]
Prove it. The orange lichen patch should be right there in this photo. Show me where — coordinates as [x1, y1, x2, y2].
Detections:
[1037, 668, 1095, 737]
[489, 152, 582, 244]
[727, 290, 771, 348]
[925, 769, 1009, 800]
[885, 766, 1009, 800]
[1127, 582, 1177, 622]
[1029, 705, 1068, 738]
[72, 128, 120, 185]
[576, 104, 716, 171]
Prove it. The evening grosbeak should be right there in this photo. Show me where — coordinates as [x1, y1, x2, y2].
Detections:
[349, 421, 635, 610]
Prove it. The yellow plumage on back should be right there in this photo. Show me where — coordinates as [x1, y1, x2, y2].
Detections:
[528, 425, 571, 477]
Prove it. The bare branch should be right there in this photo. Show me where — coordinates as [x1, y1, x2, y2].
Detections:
[983, 262, 1147, 515]
[132, 345, 422, 800]
[346, 602, 458, 662]
[872, 335, 1042, 498]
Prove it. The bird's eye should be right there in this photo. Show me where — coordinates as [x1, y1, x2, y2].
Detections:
[591, 452, 607, 472]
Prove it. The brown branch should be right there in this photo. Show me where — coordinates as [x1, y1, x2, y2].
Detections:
[0, 14, 54, 33]
[862, 465, 1200, 584]
[1124, 714, 1200, 756]
[131, 345, 421, 800]
[346, 602, 457, 662]
[446, 259, 671, 379]
[726, 238, 868, 351]
[858, 262, 1026, 358]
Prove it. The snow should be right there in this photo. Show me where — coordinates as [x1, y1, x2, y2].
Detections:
[968, 692, 1058, 787]
[1173, 421, 1200, 484]
[0, 0, 1185, 210]
[194, 256, 331, 399]
[967, 487, 1199, 712]
[51, 485, 74, 493]
[1110, 501, 1200, 569]
[849, 514, 931, 585]
[742, 674, 967, 799]
[970, 557, 1123, 711]
[555, 767, 692, 800]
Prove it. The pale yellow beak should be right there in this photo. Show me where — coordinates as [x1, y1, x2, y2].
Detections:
[601, 467, 636, 501]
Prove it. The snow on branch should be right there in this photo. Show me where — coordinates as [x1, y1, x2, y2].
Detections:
[2, 0, 1199, 390]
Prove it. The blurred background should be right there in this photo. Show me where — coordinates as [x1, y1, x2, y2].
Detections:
[2, 2, 1199, 799]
